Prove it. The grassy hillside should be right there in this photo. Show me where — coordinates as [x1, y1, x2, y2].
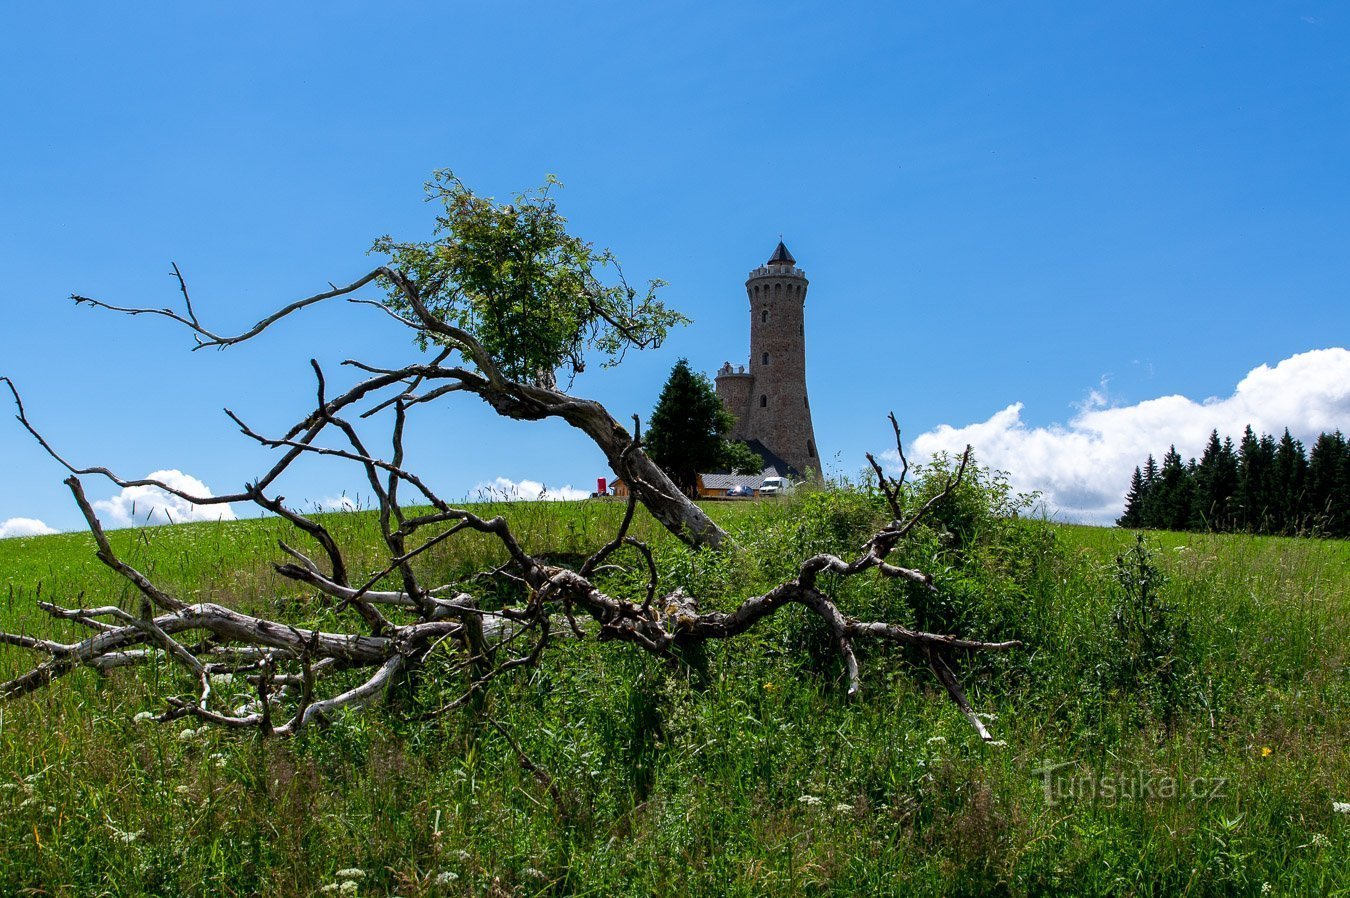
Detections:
[0, 490, 1346, 897]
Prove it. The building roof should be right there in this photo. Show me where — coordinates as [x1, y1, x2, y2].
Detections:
[743, 439, 802, 479]
[767, 240, 795, 266]
[698, 440, 802, 491]
[698, 472, 769, 492]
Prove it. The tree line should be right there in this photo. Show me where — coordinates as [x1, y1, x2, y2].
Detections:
[1118, 427, 1350, 537]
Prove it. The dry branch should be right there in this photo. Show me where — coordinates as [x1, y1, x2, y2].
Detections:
[2, 260, 1020, 741]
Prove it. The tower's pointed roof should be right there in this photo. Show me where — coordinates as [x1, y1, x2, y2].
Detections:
[767, 240, 795, 266]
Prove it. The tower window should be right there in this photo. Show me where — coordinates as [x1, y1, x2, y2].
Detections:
[808, 440, 815, 458]
[760, 394, 767, 408]
[804, 397, 809, 408]
[762, 352, 769, 366]
[760, 309, 768, 323]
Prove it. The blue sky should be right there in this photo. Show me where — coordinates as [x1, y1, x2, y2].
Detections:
[2, 1, 1348, 533]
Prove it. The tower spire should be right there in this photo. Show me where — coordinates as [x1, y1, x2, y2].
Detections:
[767, 240, 795, 266]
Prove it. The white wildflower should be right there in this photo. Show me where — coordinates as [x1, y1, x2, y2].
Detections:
[434, 871, 460, 884]
[109, 826, 143, 844]
[175, 785, 191, 795]
[44, 805, 57, 814]
[454, 849, 471, 862]
[986, 740, 1008, 747]
[1261, 884, 1272, 895]
[523, 867, 545, 880]
[18, 798, 35, 809]
[926, 736, 947, 746]
[0, 783, 17, 792]
[210, 752, 228, 769]
[1310, 833, 1330, 847]
[179, 727, 200, 742]
[209, 673, 234, 687]
[833, 802, 854, 812]
[319, 886, 339, 894]
[336, 868, 366, 880]
[133, 711, 157, 724]
[339, 882, 358, 895]
[797, 794, 822, 806]
[1333, 801, 1350, 814]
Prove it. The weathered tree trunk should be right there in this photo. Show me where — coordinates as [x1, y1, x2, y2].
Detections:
[468, 376, 726, 548]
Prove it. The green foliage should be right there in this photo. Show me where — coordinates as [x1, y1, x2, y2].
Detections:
[1, 498, 1348, 895]
[644, 358, 736, 494]
[1120, 424, 1350, 537]
[719, 439, 765, 475]
[1101, 534, 1194, 725]
[372, 171, 687, 385]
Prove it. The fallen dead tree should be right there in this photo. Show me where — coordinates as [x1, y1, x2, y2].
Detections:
[0, 172, 1018, 740]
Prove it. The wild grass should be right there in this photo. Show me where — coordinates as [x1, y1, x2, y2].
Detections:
[0, 491, 1345, 897]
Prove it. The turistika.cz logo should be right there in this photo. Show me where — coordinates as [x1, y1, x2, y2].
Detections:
[1033, 761, 1228, 806]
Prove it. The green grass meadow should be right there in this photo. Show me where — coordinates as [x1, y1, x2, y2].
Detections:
[0, 488, 1346, 897]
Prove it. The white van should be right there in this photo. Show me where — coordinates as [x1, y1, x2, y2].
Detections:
[759, 476, 792, 496]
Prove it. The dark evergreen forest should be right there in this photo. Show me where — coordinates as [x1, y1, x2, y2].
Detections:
[1118, 427, 1350, 537]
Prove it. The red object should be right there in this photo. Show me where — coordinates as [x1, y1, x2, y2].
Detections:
[597, 477, 607, 495]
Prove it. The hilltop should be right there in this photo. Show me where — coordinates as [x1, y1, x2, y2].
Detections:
[0, 492, 1346, 896]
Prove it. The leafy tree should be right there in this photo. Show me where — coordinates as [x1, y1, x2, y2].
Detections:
[373, 170, 687, 387]
[721, 439, 766, 475]
[645, 359, 736, 494]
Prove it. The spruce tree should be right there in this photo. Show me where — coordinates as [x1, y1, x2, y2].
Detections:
[1119, 466, 1147, 527]
[645, 359, 735, 496]
[1272, 429, 1308, 534]
[1140, 454, 1161, 528]
[1191, 430, 1238, 531]
[1191, 431, 1221, 530]
[1336, 435, 1350, 538]
[1237, 426, 1274, 532]
[1153, 446, 1193, 531]
[1306, 431, 1346, 535]
[1214, 436, 1239, 531]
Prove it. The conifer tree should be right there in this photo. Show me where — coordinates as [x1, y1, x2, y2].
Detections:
[1305, 431, 1345, 535]
[1337, 436, 1350, 538]
[1119, 427, 1346, 538]
[1237, 425, 1273, 531]
[1140, 454, 1161, 527]
[1154, 446, 1193, 531]
[1119, 466, 1147, 527]
[1272, 429, 1308, 534]
[1191, 430, 1239, 531]
[645, 358, 736, 495]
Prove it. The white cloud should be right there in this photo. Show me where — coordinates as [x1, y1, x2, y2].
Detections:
[91, 470, 238, 528]
[908, 348, 1350, 525]
[0, 517, 58, 539]
[312, 495, 362, 513]
[472, 477, 591, 502]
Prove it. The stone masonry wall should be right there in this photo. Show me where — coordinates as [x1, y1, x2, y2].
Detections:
[714, 257, 820, 477]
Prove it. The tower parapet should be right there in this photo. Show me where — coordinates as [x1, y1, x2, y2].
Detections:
[714, 241, 820, 477]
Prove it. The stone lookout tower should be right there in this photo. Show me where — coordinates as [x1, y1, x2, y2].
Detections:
[715, 241, 820, 477]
